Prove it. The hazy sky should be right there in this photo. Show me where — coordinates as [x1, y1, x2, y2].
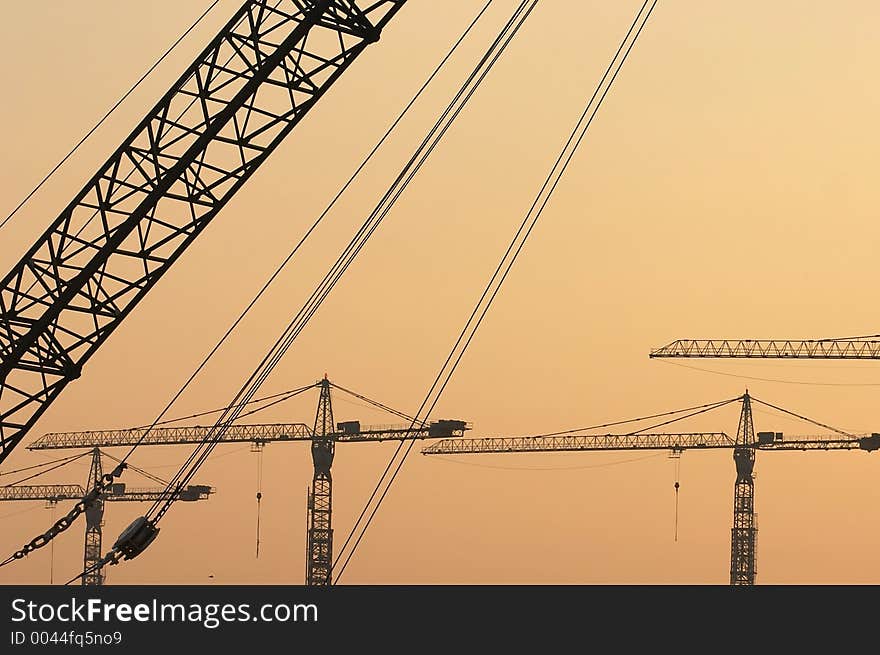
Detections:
[2, 1, 880, 585]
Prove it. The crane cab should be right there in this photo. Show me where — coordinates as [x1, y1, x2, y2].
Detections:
[757, 431, 783, 445]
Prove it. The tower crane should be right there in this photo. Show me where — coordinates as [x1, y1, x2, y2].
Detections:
[0, 447, 213, 585]
[28, 377, 470, 586]
[0, 1, 409, 465]
[649, 337, 880, 359]
[422, 392, 879, 585]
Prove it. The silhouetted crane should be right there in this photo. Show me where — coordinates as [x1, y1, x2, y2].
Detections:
[0, 447, 212, 585]
[29, 378, 469, 586]
[422, 392, 879, 585]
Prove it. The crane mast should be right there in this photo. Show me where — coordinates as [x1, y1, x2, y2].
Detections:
[83, 448, 105, 586]
[307, 378, 334, 586]
[730, 393, 756, 586]
[0, 0, 408, 465]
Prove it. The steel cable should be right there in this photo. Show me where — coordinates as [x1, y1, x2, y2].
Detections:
[141, 0, 535, 527]
[0, 1, 222, 231]
[332, 0, 660, 584]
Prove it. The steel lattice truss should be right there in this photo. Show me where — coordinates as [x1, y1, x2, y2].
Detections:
[0, 483, 211, 502]
[730, 394, 757, 586]
[32, 423, 314, 449]
[422, 432, 876, 454]
[0, 484, 86, 501]
[30, 420, 468, 450]
[307, 378, 334, 586]
[83, 450, 105, 587]
[307, 475, 333, 585]
[650, 339, 880, 359]
[423, 433, 734, 454]
[0, 0, 408, 464]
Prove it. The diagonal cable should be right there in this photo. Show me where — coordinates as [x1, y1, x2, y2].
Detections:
[0, 1, 222, 231]
[332, 0, 660, 584]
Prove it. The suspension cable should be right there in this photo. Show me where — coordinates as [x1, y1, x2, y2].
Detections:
[652, 358, 880, 387]
[0, 1, 222, 231]
[10, 1, 288, 313]
[819, 334, 880, 341]
[672, 454, 681, 543]
[114, 0, 495, 467]
[100, 451, 169, 487]
[332, 0, 660, 584]
[140, 0, 534, 528]
[0, 452, 89, 479]
[749, 396, 858, 438]
[331, 2, 546, 577]
[58, 0, 511, 583]
[255, 446, 264, 559]
[328, 382, 422, 424]
[233, 386, 318, 423]
[31, 0, 491, 311]
[622, 396, 742, 435]
[135, 384, 318, 429]
[0, 1, 288, 568]
[525, 396, 745, 439]
[2, 450, 92, 487]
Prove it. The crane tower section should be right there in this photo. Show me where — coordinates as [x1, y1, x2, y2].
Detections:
[0, 1, 408, 464]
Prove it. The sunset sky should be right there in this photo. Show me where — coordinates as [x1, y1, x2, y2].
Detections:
[2, 1, 880, 585]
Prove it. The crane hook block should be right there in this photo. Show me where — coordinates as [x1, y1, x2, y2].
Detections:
[113, 516, 160, 561]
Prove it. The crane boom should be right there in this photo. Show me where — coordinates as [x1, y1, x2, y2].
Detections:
[30, 419, 470, 450]
[422, 431, 879, 454]
[0, 483, 212, 502]
[0, 485, 85, 501]
[0, 0, 408, 464]
[649, 339, 880, 359]
[423, 432, 733, 454]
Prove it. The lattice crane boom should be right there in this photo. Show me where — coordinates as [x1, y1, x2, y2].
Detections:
[0, 0, 409, 465]
[422, 431, 880, 454]
[30, 419, 470, 450]
[649, 339, 880, 359]
[0, 483, 212, 503]
[0, 485, 86, 502]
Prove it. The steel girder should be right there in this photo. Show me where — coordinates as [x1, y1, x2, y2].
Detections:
[0, 1, 408, 464]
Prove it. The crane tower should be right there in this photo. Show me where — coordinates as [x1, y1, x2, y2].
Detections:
[30, 378, 469, 584]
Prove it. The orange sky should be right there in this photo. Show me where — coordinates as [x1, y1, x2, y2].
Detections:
[2, 1, 880, 585]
